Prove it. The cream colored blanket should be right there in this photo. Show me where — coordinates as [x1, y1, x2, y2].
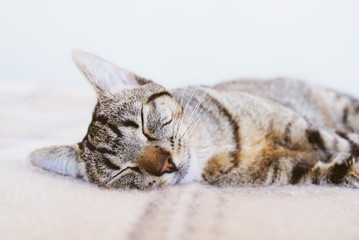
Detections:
[1, 82, 359, 240]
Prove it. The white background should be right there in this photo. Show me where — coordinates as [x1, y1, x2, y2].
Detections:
[1, 0, 359, 95]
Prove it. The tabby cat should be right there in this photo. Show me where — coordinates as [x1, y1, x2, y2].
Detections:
[29, 50, 359, 190]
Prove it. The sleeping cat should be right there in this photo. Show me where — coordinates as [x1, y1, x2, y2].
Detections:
[29, 50, 359, 190]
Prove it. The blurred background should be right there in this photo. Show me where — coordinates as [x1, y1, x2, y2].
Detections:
[1, 0, 359, 94]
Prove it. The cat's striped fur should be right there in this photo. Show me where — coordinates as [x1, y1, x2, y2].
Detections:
[29, 51, 359, 189]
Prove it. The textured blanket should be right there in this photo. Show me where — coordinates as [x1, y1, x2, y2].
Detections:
[1, 82, 359, 240]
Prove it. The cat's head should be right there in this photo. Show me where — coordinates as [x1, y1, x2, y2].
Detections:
[29, 50, 193, 190]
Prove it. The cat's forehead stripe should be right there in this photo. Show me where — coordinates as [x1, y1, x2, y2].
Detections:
[93, 114, 108, 125]
[84, 135, 117, 155]
[107, 124, 123, 138]
[120, 120, 139, 128]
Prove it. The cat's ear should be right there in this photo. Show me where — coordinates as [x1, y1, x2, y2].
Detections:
[71, 50, 149, 95]
[28, 144, 84, 178]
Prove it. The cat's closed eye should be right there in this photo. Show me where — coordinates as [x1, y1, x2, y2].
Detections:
[102, 156, 120, 170]
[117, 166, 142, 175]
[128, 166, 141, 173]
[121, 120, 139, 129]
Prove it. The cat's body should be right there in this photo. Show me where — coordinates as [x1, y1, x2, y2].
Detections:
[172, 79, 359, 187]
[29, 51, 359, 189]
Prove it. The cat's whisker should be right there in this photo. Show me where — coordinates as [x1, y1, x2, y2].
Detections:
[182, 91, 208, 137]
[179, 95, 214, 139]
[173, 88, 187, 137]
[180, 100, 222, 140]
[172, 99, 182, 137]
[191, 101, 223, 127]
[175, 87, 199, 140]
[176, 87, 198, 134]
[173, 95, 184, 138]
[182, 94, 211, 136]
[190, 103, 223, 132]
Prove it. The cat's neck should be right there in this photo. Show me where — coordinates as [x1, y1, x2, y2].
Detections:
[172, 87, 238, 182]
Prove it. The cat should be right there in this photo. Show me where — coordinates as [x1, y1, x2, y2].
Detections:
[29, 50, 359, 190]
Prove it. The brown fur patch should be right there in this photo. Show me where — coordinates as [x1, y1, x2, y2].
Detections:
[250, 146, 295, 183]
[203, 152, 236, 183]
[249, 144, 317, 184]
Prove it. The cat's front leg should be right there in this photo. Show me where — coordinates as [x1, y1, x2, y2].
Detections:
[202, 123, 359, 187]
[301, 131, 359, 187]
[267, 121, 359, 186]
[286, 149, 358, 186]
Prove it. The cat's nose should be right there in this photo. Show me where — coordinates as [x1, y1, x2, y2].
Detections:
[160, 154, 178, 175]
[139, 147, 178, 176]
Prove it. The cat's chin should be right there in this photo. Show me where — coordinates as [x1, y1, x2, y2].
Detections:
[173, 151, 201, 185]
[174, 159, 191, 185]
